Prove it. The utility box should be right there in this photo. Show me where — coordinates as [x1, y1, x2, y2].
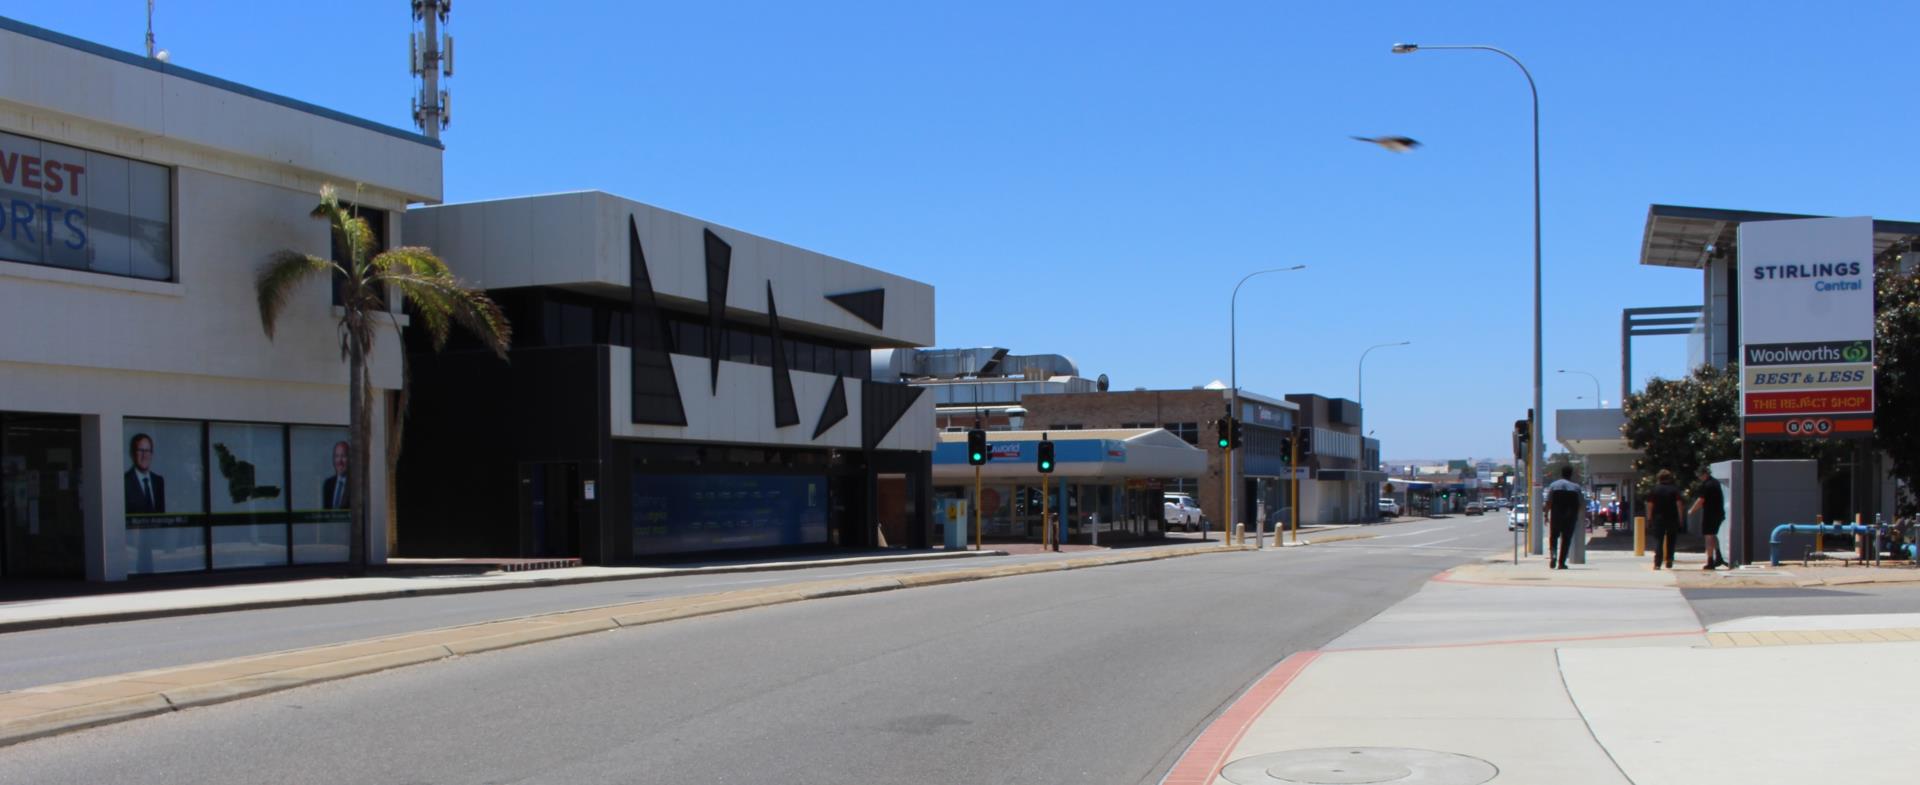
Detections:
[940, 499, 970, 550]
[1717, 459, 1818, 565]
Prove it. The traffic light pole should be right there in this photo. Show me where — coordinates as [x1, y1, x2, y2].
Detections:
[1290, 427, 1301, 544]
[1221, 445, 1232, 547]
[1042, 474, 1052, 551]
[973, 465, 982, 552]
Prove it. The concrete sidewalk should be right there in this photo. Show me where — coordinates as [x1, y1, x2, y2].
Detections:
[1165, 547, 1920, 785]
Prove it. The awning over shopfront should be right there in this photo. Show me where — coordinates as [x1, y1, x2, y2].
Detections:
[932, 429, 1206, 481]
[1556, 407, 1641, 475]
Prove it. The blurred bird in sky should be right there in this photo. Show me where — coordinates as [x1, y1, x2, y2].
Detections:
[1351, 135, 1422, 153]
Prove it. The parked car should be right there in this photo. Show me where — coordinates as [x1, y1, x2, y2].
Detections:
[1465, 502, 1485, 516]
[1507, 504, 1529, 531]
[1164, 494, 1204, 532]
[1378, 497, 1402, 518]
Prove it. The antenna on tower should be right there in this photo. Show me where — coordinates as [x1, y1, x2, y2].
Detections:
[409, 0, 452, 138]
[145, 1, 169, 62]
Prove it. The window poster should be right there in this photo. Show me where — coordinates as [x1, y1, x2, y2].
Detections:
[123, 419, 205, 573]
[289, 426, 351, 563]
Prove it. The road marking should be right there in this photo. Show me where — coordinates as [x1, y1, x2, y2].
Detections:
[1367, 528, 1439, 539]
[1411, 535, 1469, 548]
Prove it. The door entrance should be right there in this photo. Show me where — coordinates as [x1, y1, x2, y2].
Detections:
[519, 462, 580, 558]
[2, 413, 85, 579]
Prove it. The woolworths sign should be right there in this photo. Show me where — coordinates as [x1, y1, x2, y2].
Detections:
[1737, 217, 1875, 438]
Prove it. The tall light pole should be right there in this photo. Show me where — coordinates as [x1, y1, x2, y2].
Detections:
[1231, 264, 1307, 549]
[1392, 42, 1543, 554]
[1358, 341, 1412, 411]
[1559, 369, 1602, 409]
[1357, 340, 1410, 523]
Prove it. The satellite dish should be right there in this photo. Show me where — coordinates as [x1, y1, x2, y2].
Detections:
[1096, 373, 1109, 392]
[155, 49, 171, 63]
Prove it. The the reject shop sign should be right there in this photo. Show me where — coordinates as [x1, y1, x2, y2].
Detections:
[1737, 217, 1875, 438]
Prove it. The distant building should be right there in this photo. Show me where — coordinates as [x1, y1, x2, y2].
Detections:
[875, 347, 1100, 432]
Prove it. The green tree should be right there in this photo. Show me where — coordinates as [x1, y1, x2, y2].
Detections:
[256, 185, 510, 572]
[1874, 257, 1920, 505]
[1621, 363, 1742, 491]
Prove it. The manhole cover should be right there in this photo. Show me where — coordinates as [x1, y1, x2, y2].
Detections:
[1221, 747, 1498, 785]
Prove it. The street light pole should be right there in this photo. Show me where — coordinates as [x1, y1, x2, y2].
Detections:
[1392, 42, 1543, 555]
[1559, 369, 1602, 409]
[1357, 341, 1412, 412]
[1231, 265, 1307, 549]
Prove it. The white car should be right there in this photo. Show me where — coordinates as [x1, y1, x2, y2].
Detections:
[1164, 494, 1204, 532]
[1508, 504, 1529, 531]
[1378, 497, 1402, 518]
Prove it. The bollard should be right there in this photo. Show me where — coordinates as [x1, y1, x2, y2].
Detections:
[1234, 523, 1245, 546]
[1857, 513, 1869, 563]
[1814, 513, 1825, 556]
[1633, 516, 1646, 556]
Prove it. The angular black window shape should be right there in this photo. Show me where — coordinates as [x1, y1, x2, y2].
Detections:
[629, 216, 688, 426]
[813, 376, 849, 439]
[826, 288, 885, 330]
[861, 380, 924, 450]
[704, 229, 732, 393]
[766, 283, 800, 428]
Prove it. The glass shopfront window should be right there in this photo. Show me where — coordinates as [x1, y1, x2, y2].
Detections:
[0, 132, 173, 281]
[206, 422, 289, 569]
[124, 418, 349, 574]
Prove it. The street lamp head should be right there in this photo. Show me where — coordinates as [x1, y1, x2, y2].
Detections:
[1391, 43, 1419, 54]
[1287, 264, 1307, 271]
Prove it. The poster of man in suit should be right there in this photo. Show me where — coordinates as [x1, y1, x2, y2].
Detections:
[123, 432, 165, 514]
[321, 440, 349, 510]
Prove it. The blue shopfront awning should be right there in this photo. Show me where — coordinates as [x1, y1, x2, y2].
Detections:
[932, 428, 1206, 481]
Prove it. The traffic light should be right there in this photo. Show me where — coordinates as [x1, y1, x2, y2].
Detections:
[1512, 418, 1530, 459]
[967, 428, 988, 466]
[1215, 418, 1231, 449]
[1037, 435, 1055, 474]
[1230, 419, 1245, 449]
[1279, 435, 1293, 462]
[1298, 428, 1314, 456]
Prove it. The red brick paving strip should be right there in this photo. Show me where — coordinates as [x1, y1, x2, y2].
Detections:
[1159, 650, 1322, 785]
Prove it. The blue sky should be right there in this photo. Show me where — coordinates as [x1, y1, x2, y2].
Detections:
[18, 1, 1916, 458]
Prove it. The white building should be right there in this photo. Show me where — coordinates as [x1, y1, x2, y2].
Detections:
[0, 17, 440, 581]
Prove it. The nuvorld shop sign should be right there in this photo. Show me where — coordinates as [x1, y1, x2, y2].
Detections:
[1737, 217, 1875, 439]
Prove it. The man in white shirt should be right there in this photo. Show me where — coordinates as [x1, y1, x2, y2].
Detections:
[1545, 466, 1585, 570]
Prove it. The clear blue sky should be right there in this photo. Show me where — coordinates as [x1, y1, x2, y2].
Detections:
[19, 1, 1916, 458]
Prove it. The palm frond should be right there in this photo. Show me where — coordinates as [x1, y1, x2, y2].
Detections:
[379, 261, 512, 359]
[256, 250, 339, 339]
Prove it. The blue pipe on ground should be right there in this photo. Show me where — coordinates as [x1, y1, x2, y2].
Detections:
[1769, 523, 1875, 566]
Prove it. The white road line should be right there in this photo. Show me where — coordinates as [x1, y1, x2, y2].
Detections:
[1411, 535, 1471, 548]
[1367, 528, 1440, 539]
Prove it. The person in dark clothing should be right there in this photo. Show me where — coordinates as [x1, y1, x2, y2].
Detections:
[1645, 469, 1684, 569]
[1689, 467, 1729, 570]
[1545, 466, 1585, 569]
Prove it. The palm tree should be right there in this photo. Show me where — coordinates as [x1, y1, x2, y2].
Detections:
[256, 185, 509, 572]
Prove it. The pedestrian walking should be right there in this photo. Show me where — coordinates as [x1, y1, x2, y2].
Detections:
[1645, 469, 1684, 569]
[1545, 466, 1585, 569]
[1688, 467, 1729, 570]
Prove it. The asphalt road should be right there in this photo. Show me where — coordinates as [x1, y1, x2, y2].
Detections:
[0, 516, 1510, 785]
[0, 547, 1182, 690]
[1684, 583, 1920, 627]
